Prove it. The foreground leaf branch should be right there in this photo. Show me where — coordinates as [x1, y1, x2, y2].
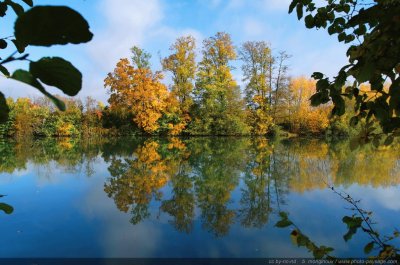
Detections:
[290, 0, 400, 137]
[276, 184, 400, 259]
[0, 1, 93, 123]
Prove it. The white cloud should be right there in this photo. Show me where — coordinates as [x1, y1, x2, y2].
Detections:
[80, 0, 202, 102]
[86, 0, 164, 72]
[243, 18, 265, 38]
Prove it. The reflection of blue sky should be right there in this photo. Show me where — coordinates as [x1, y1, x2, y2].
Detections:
[1, 157, 399, 258]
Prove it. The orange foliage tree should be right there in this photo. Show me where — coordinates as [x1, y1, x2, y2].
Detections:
[104, 47, 186, 135]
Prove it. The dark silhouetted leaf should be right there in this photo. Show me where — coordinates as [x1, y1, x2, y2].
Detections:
[21, 0, 33, 7]
[275, 219, 293, 228]
[312, 72, 324, 79]
[0, 39, 7, 49]
[0, 202, 13, 214]
[0, 65, 10, 76]
[0, 3, 7, 17]
[30, 57, 82, 96]
[349, 116, 358, 127]
[338, 32, 346, 42]
[6, 1, 23, 16]
[11, 69, 65, 111]
[11, 39, 25, 53]
[296, 4, 303, 19]
[384, 135, 394, 146]
[305, 14, 314, 28]
[0, 92, 10, 123]
[289, 0, 298, 13]
[14, 6, 93, 48]
[364, 241, 374, 254]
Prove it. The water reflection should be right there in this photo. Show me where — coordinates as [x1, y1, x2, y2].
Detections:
[100, 138, 400, 236]
[0, 137, 399, 257]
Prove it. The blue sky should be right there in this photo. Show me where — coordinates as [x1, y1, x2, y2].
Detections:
[1, 0, 349, 103]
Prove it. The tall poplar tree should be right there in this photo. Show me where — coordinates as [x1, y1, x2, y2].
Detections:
[239, 41, 274, 135]
[191, 32, 248, 135]
[162, 35, 197, 115]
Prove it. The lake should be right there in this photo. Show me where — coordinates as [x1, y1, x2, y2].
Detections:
[0, 137, 399, 258]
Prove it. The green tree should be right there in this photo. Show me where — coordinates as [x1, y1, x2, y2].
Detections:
[0, 1, 93, 122]
[130, 46, 151, 70]
[191, 32, 248, 135]
[289, 0, 400, 141]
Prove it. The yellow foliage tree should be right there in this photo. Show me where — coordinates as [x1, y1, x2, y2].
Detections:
[288, 76, 330, 134]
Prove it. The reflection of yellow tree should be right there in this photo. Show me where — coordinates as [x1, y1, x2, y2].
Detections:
[331, 142, 400, 187]
[288, 141, 333, 193]
[104, 141, 169, 224]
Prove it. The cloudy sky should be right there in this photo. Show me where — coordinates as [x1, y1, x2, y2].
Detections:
[1, 0, 349, 103]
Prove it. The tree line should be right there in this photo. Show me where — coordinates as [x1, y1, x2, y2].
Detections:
[1, 32, 371, 138]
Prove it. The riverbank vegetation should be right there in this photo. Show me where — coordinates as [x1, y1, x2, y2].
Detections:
[0, 32, 381, 139]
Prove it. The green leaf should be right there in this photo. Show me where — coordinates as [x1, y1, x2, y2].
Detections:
[0, 92, 10, 123]
[0, 202, 13, 214]
[14, 6, 93, 48]
[364, 241, 374, 254]
[11, 69, 66, 111]
[342, 216, 363, 228]
[30, 57, 82, 96]
[21, 0, 33, 7]
[0, 65, 10, 76]
[275, 219, 293, 228]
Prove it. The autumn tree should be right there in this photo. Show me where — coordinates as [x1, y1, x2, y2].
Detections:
[162, 35, 197, 115]
[239, 41, 274, 135]
[288, 76, 330, 134]
[272, 51, 291, 122]
[191, 32, 248, 135]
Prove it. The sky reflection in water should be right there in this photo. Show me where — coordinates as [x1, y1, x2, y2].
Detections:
[0, 137, 399, 258]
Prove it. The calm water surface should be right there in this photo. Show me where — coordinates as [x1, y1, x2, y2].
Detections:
[0, 137, 399, 258]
